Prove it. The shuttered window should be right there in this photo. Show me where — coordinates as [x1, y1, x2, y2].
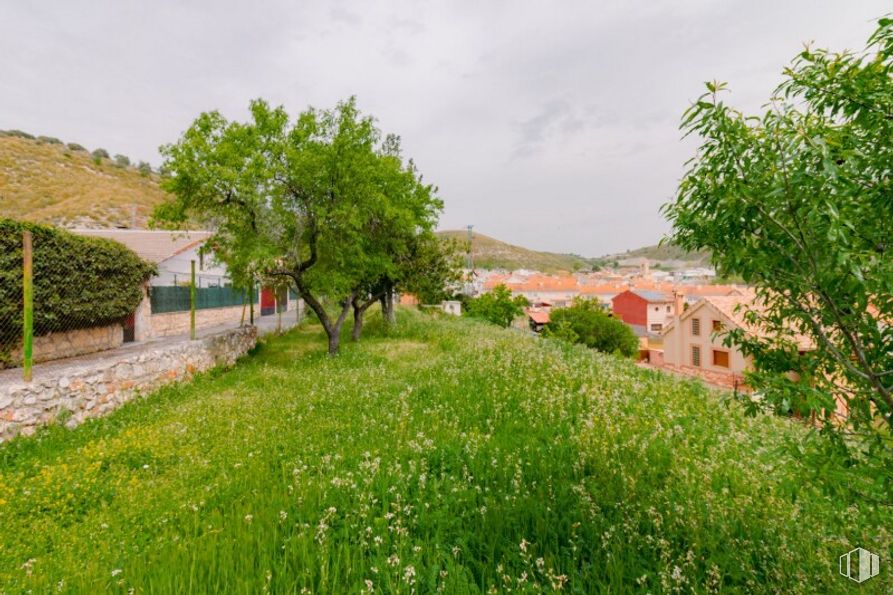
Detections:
[691, 318, 701, 336]
[713, 350, 729, 368]
[692, 345, 701, 367]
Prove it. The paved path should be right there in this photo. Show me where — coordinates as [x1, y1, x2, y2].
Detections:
[0, 310, 301, 386]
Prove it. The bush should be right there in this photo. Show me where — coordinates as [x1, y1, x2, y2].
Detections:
[0, 129, 35, 140]
[465, 284, 528, 327]
[0, 220, 155, 365]
[37, 136, 62, 145]
[91, 148, 109, 160]
[137, 161, 152, 176]
[66, 142, 87, 152]
[544, 298, 639, 357]
[114, 154, 130, 168]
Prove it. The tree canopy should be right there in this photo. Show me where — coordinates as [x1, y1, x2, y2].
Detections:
[465, 285, 528, 328]
[664, 20, 893, 466]
[543, 298, 639, 358]
[156, 97, 445, 354]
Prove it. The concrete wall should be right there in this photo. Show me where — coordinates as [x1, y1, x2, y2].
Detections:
[10, 324, 123, 365]
[0, 325, 257, 441]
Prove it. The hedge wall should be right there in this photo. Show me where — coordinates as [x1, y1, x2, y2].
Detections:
[0, 219, 156, 365]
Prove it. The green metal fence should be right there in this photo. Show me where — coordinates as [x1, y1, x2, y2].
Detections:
[150, 285, 257, 314]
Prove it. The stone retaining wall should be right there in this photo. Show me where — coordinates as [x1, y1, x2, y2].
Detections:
[9, 324, 123, 365]
[0, 325, 257, 441]
[150, 305, 246, 338]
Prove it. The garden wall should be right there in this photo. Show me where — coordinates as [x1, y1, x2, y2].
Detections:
[9, 324, 123, 364]
[150, 305, 246, 338]
[0, 325, 257, 441]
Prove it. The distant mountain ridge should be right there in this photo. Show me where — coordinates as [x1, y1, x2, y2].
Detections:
[0, 131, 167, 228]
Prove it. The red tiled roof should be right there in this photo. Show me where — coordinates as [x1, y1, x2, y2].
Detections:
[527, 310, 550, 324]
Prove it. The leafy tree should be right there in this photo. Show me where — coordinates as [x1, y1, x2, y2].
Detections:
[114, 154, 131, 168]
[66, 143, 87, 152]
[156, 98, 441, 354]
[137, 161, 152, 177]
[92, 148, 109, 159]
[543, 298, 639, 357]
[664, 20, 893, 457]
[465, 284, 528, 328]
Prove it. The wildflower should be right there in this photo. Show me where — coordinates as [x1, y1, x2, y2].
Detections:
[279, 510, 288, 522]
[388, 554, 400, 567]
[244, 514, 254, 523]
[111, 569, 122, 577]
[364, 579, 374, 591]
[519, 538, 529, 553]
[403, 565, 416, 584]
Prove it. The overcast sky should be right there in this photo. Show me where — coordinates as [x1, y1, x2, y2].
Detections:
[1, 1, 887, 256]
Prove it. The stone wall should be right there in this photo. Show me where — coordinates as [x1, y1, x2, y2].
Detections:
[9, 324, 123, 365]
[150, 305, 246, 338]
[0, 325, 257, 441]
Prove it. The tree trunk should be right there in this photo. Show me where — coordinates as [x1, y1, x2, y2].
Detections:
[381, 290, 396, 326]
[293, 281, 353, 355]
[351, 303, 364, 341]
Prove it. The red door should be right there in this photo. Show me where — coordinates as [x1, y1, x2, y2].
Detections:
[123, 312, 136, 343]
[260, 287, 276, 316]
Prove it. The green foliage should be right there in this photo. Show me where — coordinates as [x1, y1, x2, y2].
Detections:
[66, 142, 86, 152]
[465, 284, 528, 327]
[114, 154, 131, 168]
[398, 233, 464, 304]
[0, 130, 35, 140]
[0, 311, 888, 592]
[0, 219, 155, 364]
[91, 148, 109, 160]
[544, 298, 639, 357]
[137, 161, 152, 176]
[664, 19, 893, 466]
[36, 136, 62, 145]
[156, 97, 443, 354]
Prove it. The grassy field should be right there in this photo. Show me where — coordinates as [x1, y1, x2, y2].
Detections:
[0, 135, 168, 228]
[0, 311, 889, 592]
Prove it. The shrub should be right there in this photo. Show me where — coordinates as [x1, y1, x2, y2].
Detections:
[66, 143, 86, 152]
[114, 154, 130, 168]
[465, 284, 528, 327]
[37, 136, 62, 145]
[0, 220, 155, 365]
[91, 148, 109, 160]
[1, 129, 35, 139]
[137, 161, 152, 176]
[544, 298, 639, 357]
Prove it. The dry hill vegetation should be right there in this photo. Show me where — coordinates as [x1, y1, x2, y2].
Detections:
[436, 230, 594, 272]
[0, 132, 168, 228]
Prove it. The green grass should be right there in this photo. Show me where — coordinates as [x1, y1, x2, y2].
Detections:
[0, 310, 889, 592]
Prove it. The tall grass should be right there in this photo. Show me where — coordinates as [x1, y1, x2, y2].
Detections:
[0, 310, 889, 592]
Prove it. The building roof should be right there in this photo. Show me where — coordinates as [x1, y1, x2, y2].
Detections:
[630, 289, 673, 303]
[662, 292, 813, 350]
[71, 229, 213, 264]
[526, 310, 551, 324]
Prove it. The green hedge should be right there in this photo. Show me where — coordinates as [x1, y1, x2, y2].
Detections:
[0, 219, 156, 365]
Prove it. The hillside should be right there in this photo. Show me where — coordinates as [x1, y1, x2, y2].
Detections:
[608, 242, 712, 265]
[437, 229, 594, 272]
[0, 132, 169, 228]
[0, 311, 887, 591]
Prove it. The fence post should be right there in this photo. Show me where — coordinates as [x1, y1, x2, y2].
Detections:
[190, 260, 196, 340]
[249, 280, 255, 325]
[22, 231, 33, 382]
[276, 291, 282, 333]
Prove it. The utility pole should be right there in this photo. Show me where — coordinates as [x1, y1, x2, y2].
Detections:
[22, 231, 33, 382]
[190, 260, 196, 340]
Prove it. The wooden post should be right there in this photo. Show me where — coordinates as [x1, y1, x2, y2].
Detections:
[276, 291, 282, 333]
[190, 260, 196, 340]
[249, 280, 255, 325]
[240, 288, 247, 326]
[22, 231, 33, 382]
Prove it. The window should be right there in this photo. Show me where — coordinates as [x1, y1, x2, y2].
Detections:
[654, 306, 660, 312]
[666, 305, 672, 312]
[650, 323, 662, 332]
[713, 350, 729, 368]
[691, 345, 701, 367]
[691, 318, 701, 336]
[712, 319, 722, 332]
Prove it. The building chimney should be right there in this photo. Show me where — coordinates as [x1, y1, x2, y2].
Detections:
[673, 290, 685, 317]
